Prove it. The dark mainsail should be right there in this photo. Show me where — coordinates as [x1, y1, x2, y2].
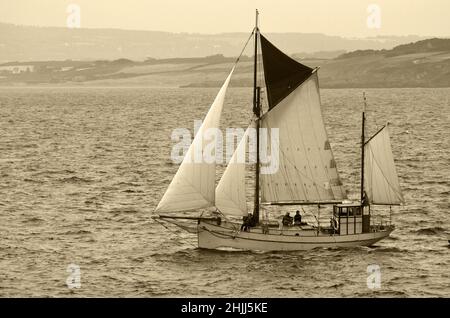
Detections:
[260, 34, 314, 110]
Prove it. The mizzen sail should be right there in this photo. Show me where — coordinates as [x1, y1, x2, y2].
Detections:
[155, 68, 234, 213]
[364, 126, 404, 205]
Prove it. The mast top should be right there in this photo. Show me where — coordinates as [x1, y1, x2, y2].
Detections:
[363, 92, 367, 112]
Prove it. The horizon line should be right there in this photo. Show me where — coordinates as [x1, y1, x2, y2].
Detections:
[1, 21, 448, 40]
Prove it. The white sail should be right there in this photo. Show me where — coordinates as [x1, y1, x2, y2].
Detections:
[260, 72, 347, 204]
[215, 126, 251, 216]
[155, 69, 234, 213]
[364, 126, 404, 205]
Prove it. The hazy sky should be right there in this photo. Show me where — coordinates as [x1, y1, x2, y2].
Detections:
[0, 0, 449, 37]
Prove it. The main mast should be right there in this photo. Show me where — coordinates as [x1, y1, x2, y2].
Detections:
[253, 9, 261, 224]
[361, 92, 367, 204]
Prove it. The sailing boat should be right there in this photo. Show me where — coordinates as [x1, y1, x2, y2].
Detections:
[153, 11, 404, 251]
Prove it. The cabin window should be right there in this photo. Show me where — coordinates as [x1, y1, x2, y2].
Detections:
[339, 207, 347, 216]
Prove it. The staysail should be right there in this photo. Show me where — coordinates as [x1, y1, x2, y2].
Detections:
[215, 126, 252, 216]
[155, 68, 234, 213]
[364, 126, 404, 205]
[258, 35, 346, 204]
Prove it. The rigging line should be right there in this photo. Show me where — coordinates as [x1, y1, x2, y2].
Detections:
[301, 207, 319, 224]
[214, 209, 240, 234]
[153, 217, 198, 248]
[363, 95, 382, 144]
[234, 28, 256, 65]
[364, 125, 386, 146]
[200, 226, 237, 240]
[367, 109, 381, 133]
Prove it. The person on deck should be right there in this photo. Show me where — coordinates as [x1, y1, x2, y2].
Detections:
[294, 210, 302, 225]
[240, 213, 253, 232]
[282, 212, 293, 226]
[362, 191, 369, 207]
[240, 215, 248, 231]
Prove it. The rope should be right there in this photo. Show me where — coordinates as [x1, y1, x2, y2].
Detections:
[215, 209, 241, 236]
[200, 225, 238, 240]
[234, 28, 255, 65]
[302, 207, 318, 224]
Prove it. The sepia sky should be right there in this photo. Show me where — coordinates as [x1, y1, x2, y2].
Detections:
[0, 0, 449, 37]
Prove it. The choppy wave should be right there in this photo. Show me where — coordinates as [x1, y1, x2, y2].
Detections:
[413, 227, 447, 235]
[0, 87, 449, 297]
[58, 176, 94, 184]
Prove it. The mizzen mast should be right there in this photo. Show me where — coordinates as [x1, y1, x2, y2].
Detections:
[361, 92, 367, 205]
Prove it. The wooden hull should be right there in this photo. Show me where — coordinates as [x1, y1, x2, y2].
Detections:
[197, 221, 394, 251]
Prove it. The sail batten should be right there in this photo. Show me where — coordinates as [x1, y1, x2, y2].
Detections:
[155, 68, 234, 213]
[364, 126, 404, 205]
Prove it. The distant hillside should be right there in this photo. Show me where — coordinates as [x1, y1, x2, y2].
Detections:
[292, 50, 346, 60]
[0, 22, 429, 62]
[338, 38, 450, 59]
[322, 38, 450, 88]
[1, 39, 449, 88]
